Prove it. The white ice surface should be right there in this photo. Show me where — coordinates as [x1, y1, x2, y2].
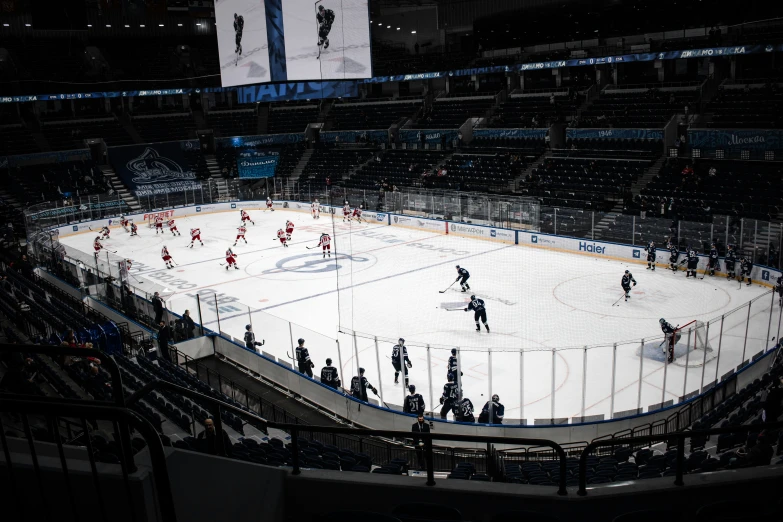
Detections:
[61, 209, 778, 423]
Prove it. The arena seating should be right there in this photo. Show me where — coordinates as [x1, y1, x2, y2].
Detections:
[469, 136, 546, 155]
[299, 147, 376, 186]
[577, 89, 698, 128]
[414, 97, 495, 128]
[487, 92, 582, 128]
[428, 152, 527, 192]
[564, 138, 663, 158]
[344, 149, 450, 192]
[206, 108, 258, 137]
[0, 123, 39, 155]
[329, 101, 421, 130]
[132, 113, 197, 142]
[640, 158, 783, 222]
[703, 84, 783, 128]
[216, 143, 306, 180]
[267, 105, 319, 134]
[6, 160, 109, 205]
[41, 118, 135, 150]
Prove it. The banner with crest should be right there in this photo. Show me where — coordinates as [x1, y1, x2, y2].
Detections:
[108, 143, 201, 197]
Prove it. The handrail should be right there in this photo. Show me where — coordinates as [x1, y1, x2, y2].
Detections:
[577, 419, 783, 496]
[0, 396, 177, 521]
[268, 422, 568, 494]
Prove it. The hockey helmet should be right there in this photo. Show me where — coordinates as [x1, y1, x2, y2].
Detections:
[470, 295, 476, 300]
[240, 208, 243, 212]
[455, 265, 460, 269]
[492, 394, 499, 402]
[326, 358, 332, 365]
[298, 338, 305, 345]
[398, 337, 405, 345]
[234, 12, 238, 18]
[318, 4, 324, 10]
[451, 348, 457, 355]
[659, 318, 666, 325]
[95, 236, 100, 241]
[246, 324, 252, 331]
[447, 373, 454, 382]
[359, 367, 365, 374]
[625, 270, 629, 274]
[409, 384, 416, 393]
[359, 204, 363, 209]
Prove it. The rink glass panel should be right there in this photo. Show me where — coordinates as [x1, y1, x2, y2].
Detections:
[23, 183, 783, 425]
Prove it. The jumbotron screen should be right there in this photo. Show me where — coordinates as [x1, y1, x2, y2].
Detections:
[216, 0, 372, 87]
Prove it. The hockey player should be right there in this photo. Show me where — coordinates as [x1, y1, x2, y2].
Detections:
[352, 205, 363, 223]
[621, 270, 637, 302]
[447, 348, 463, 381]
[776, 275, 783, 307]
[454, 397, 475, 423]
[668, 240, 680, 272]
[403, 385, 425, 415]
[311, 199, 320, 219]
[233, 13, 244, 57]
[93, 236, 103, 256]
[465, 295, 489, 332]
[167, 219, 180, 236]
[276, 228, 288, 247]
[100, 226, 110, 240]
[350, 368, 378, 402]
[244, 324, 264, 352]
[317, 232, 331, 258]
[154, 215, 163, 234]
[478, 394, 505, 424]
[189, 228, 203, 248]
[295, 338, 314, 377]
[285, 220, 294, 241]
[342, 202, 351, 222]
[225, 247, 239, 270]
[316, 4, 335, 51]
[240, 208, 255, 225]
[320, 358, 341, 390]
[645, 240, 656, 270]
[130, 221, 138, 236]
[266, 197, 274, 211]
[234, 225, 247, 246]
[681, 247, 699, 278]
[455, 265, 471, 292]
[391, 338, 412, 385]
[708, 243, 720, 276]
[439, 374, 460, 419]
[119, 215, 130, 231]
[161, 245, 174, 269]
[659, 318, 680, 363]
[725, 245, 737, 280]
[740, 257, 753, 286]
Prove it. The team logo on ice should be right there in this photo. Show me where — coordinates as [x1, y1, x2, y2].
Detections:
[126, 147, 196, 185]
[262, 253, 375, 275]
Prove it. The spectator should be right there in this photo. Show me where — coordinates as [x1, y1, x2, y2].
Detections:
[152, 291, 164, 324]
[157, 321, 171, 360]
[197, 418, 232, 456]
[708, 166, 717, 177]
[182, 310, 196, 339]
[742, 431, 774, 467]
[411, 414, 430, 471]
[478, 394, 505, 424]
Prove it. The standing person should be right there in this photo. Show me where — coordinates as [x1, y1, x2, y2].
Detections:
[233, 13, 244, 59]
[708, 243, 720, 276]
[182, 310, 196, 339]
[285, 220, 295, 241]
[152, 291, 164, 325]
[93, 236, 104, 258]
[320, 358, 341, 390]
[197, 418, 232, 456]
[391, 337, 412, 385]
[668, 240, 680, 272]
[352, 205, 363, 223]
[411, 414, 430, 471]
[311, 199, 320, 219]
[342, 201, 352, 222]
[266, 197, 274, 211]
[455, 265, 470, 292]
[130, 221, 138, 236]
[234, 224, 247, 246]
[317, 233, 331, 258]
[168, 218, 180, 236]
[350, 368, 378, 402]
[224, 247, 239, 270]
[681, 247, 699, 278]
[295, 338, 314, 377]
[645, 240, 657, 270]
[454, 397, 475, 423]
[244, 325, 264, 352]
[276, 228, 288, 247]
[403, 385, 425, 415]
[439, 374, 459, 419]
[464, 295, 489, 333]
[161, 245, 174, 270]
[189, 228, 203, 248]
[740, 257, 754, 286]
[659, 318, 680, 363]
[316, 4, 335, 53]
[478, 394, 505, 424]
[725, 245, 737, 280]
[157, 321, 171, 360]
[240, 208, 254, 225]
[621, 270, 636, 302]
[154, 215, 164, 234]
[447, 348, 462, 381]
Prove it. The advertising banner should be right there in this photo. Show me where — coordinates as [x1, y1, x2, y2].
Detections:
[472, 128, 547, 139]
[237, 150, 280, 178]
[320, 130, 388, 144]
[108, 143, 201, 197]
[216, 133, 305, 148]
[566, 128, 664, 140]
[687, 129, 783, 150]
[399, 129, 460, 144]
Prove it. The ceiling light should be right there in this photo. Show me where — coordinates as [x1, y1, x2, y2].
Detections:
[2, 23, 9, 27]
[387, 25, 391, 28]
[24, 23, 31, 27]
[396, 27, 400, 30]
[411, 30, 416, 34]
[178, 23, 183, 27]
[159, 24, 164, 27]
[378, 23, 382, 26]
[196, 23, 202, 26]
[140, 24, 145, 27]
[106, 24, 111, 27]
[124, 24, 129, 28]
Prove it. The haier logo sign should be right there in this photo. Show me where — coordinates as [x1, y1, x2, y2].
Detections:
[579, 242, 606, 254]
[762, 270, 770, 281]
[196, 207, 201, 212]
[490, 230, 497, 238]
[632, 250, 641, 258]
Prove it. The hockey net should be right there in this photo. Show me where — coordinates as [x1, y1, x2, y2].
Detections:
[671, 320, 715, 368]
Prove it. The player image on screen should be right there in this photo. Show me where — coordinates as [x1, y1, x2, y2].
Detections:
[215, 0, 271, 87]
[282, 0, 372, 81]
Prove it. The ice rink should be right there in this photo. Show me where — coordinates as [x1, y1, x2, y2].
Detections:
[216, 0, 271, 86]
[61, 208, 779, 423]
[282, 0, 372, 80]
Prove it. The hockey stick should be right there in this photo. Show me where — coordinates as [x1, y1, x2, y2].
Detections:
[611, 293, 626, 306]
[444, 308, 465, 312]
[439, 281, 457, 293]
